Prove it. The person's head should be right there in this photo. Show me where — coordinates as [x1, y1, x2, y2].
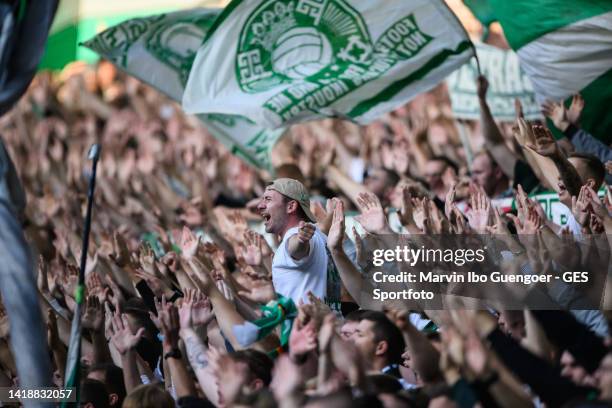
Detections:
[497, 310, 525, 341]
[424, 156, 457, 197]
[351, 311, 406, 371]
[558, 153, 605, 206]
[122, 384, 174, 408]
[561, 351, 596, 387]
[340, 309, 368, 340]
[87, 363, 126, 406]
[364, 167, 399, 204]
[257, 178, 316, 235]
[471, 151, 508, 197]
[216, 349, 274, 406]
[80, 378, 109, 408]
[595, 352, 612, 399]
[569, 153, 606, 189]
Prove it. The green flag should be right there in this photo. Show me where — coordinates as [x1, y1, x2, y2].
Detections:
[82, 9, 285, 171]
[182, 0, 474, 129]
[474, 0, 612, 144]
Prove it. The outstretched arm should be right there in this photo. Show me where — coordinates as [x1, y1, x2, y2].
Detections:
[477, 76, 517, 178]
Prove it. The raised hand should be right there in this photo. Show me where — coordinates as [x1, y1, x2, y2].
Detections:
[589, 213, 605, 234]
[355, 192, 392, 234]
[61, 264, 79, 299]
[237, 275, 276, 304]
[137, 244, 157, 276]
[467, 185, 491, 232]
[151, 296, 180, 349]
[288, 320, 317, 361]
[109, 313, 144, 355]
[486, 207, 511, 236]
[82, 296, 105, 333]
[523, 207, 543, 234]
[318, 314, 336, 354]
[567, 94, 584, 125]
[352, 226, 368, 270]
[241, 230, 263, 266]
[514, 118, 536, 147]
[178, 288, 214, 329]
[270, 354, 303, 401]
[412, 197, 430, 231]
[571, 185, 591, 227]
[180, 226, 200, 260]
[133, 268, 171, 299]
[399, 186, 417, 228]
[583, 185, 607, 219]
[227, 210, 249, 235]
[296, 221, 316, 243]
[86, 272, 106, 303]
[110, 231, 131, 267]
[527, 125, 562, 159]
[541, 100, 569, 132]
[327, 199, 345, 251]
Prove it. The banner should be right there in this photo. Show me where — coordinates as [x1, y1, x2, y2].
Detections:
[182, 0, 473, 129]
[82, 9, 285, 171]
[446, 42, 540, 121]
[472, 0, 612, 144]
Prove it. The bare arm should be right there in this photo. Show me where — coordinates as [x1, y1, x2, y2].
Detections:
[156, 302, 197, 399]
[523, 123, 582, 197]
[477, 76, 517, 178]
[181, 328, 219, 405]
[287, 222, 315, 261]
[325, 165, 370, 208]
[109, 313, 144, 393]
[185, 260, 271, 352]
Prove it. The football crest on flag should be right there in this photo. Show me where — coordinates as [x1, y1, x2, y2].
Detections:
[183, 0, 473, 128]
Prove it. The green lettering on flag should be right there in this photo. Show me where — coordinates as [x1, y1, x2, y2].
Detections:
[182, 0, 474, 128]
[82, 9, 285, 171]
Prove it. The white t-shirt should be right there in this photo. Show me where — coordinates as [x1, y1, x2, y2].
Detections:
[272, 226, 328, 305]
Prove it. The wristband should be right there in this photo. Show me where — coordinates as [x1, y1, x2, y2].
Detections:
[164, 349, 182, 360]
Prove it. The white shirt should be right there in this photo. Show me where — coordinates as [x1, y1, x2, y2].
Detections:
[272, 226, 328, 305]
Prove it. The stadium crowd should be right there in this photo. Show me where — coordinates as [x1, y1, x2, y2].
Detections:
[0, 59, 611, 408]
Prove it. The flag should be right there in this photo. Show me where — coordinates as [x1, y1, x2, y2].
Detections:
[82, 9, 285, 171]
[447, 42, 541, 121]
[468, 0, 612, 144]
[39, 0, 212, 70]
[182, 0, 474, 129]
[232, 295, 297, 354]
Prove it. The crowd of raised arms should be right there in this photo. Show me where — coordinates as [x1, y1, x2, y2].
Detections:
[0, 60, 611, 408]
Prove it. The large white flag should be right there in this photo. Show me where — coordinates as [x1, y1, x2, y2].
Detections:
[182, 0, 473, 129]
[82, 9, 285, 171]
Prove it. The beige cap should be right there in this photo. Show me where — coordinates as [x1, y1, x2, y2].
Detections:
[267, 178, 316, 222]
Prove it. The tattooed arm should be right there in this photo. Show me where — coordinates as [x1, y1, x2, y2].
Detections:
[180, 328, 219, 406]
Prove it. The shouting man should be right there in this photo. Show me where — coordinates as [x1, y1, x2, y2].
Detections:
[258, 178, 340, 311]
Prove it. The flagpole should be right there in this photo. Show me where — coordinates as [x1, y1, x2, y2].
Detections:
[62, 144, 101, 407]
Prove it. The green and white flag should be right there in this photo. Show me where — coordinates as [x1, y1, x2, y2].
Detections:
[182, 0, 473, 129]
[470, 0, 612, 144]
[447, 42, 541, 121]
[82, 9, 285, 171]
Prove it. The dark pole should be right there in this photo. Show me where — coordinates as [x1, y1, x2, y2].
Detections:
[63, 144, 101, 406]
